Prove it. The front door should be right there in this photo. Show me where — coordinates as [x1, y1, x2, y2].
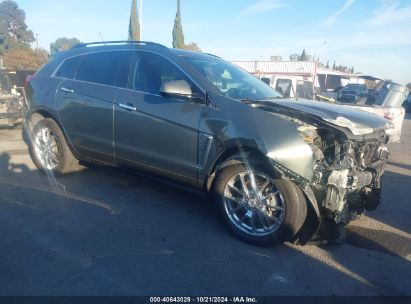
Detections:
[114, 51, 204, 185]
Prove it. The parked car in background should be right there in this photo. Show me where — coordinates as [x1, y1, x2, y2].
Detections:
[0, 71, 12, 92]
[367, 88, 380, 103]
[338, 82, 408, 143]
[337, 83, 369, 104]
[25, 41, 392, 246]
[404, 92, 411, 113]
[265, 75, 315, 99]
[0, 93, 24, 127]
[0, 71, 28, 127]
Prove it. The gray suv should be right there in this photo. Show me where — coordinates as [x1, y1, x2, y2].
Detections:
[25, 41, 392, 246]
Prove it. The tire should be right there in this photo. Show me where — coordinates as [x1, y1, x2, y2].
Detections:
[28, 118, 79, 175]
[213, 164, 307, 246]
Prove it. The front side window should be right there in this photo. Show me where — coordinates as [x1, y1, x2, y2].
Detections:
[183, 55, 282, 101]
[131, 52, 200, 96]
[76, 51, 132, 87]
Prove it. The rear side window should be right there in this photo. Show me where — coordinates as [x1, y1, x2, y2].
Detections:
[55, 56, 81, 79]
[76, 51, 132, 87]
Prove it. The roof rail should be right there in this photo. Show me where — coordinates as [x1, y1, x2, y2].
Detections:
[71, 41, 167, 49]
[204, 53, 221, 59]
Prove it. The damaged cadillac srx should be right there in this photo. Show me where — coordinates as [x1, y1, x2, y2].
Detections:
[24, 41, 393, 246]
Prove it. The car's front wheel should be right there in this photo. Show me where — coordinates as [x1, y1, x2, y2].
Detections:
[213, 164, 307, 246]
[28, 118, 80, 175]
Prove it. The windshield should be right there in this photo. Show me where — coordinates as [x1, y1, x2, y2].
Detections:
[183, 55, 282, 100]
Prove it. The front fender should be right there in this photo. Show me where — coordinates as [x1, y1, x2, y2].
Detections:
[199, 96, 316, 183]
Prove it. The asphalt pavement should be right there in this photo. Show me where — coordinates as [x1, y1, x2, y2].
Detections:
[0, 116, 410, 296]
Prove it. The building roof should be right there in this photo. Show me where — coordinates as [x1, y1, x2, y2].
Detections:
[232, 61, 317, 76]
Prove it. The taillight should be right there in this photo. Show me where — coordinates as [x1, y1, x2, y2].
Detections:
[384, 113, 394, 121]
[24, 75, 34, 88]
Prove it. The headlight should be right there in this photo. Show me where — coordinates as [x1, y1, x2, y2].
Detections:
[297, 125, 317, 143]
[267, 144, 313, 161]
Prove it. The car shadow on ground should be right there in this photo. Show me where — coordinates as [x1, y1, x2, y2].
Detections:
[344, 166, 411, 257]
[346, 225, 411, 259]
[387, 161, 411, 171]
[1, 151, 411, 296]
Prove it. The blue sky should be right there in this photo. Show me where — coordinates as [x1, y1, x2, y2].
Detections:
[17, 0, 411, 84]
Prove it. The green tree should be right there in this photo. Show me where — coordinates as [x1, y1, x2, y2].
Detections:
[289, 50, 312, 61]
[326, 60, 330, 69]
[128, 0, 140, 41]
[50, 37, 81, 55]
[332, 61, 336, 70]
[300, 49, 309, 61]
[0, 0, 34, 54]
[3, 47, 48, 70]
[289, 54, 298, 61]
[172, 0, 185, 49]
[182, 42, 201, 52]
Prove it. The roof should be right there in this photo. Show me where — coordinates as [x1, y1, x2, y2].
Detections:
[355, 74, 384, 81]
[231, 61, 317, 75]
[316, 67, 349, 76]
[72, 40, 167, 50]
[54, 41, 170, 59]
[170, 48, 220, 60]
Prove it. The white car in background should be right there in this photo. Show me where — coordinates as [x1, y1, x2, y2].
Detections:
[341, 82, 408, 143]
[262, 76, 408, 143]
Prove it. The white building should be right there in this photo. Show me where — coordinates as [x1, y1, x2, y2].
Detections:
[231, 60, 367, 99]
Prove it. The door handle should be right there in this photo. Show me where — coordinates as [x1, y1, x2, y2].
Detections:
[119, 103, 137, 111]
[60, 87, 74, 94]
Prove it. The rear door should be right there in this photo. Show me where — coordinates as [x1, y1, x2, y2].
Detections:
[114, 51, 205, 186]
[55, 51, 132, 162]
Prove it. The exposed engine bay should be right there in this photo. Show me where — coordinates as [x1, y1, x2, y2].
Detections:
[307, 127, 388, 223]
[248, 99, 390, 227]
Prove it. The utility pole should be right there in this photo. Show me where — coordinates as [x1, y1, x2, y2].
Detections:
[35, 34, 40, 66]
[35, 34, 39, 50]
[139, 0, 143, 40]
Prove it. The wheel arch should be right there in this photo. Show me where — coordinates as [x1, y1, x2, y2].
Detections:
[23, 108, 80, 159]
[205, 145, 278, 192]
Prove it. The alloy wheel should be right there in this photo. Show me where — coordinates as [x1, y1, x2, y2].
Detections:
[223, 170, 286, 236]
[34, 127, 59, 170]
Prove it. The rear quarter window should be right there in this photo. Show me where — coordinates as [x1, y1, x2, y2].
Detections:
[55, 56, 81, 79]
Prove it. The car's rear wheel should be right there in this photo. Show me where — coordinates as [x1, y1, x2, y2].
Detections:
[213, 164, 307, 246]
[28, 118, 79, 175]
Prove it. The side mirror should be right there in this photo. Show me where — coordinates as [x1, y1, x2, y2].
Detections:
[159, 80, 204, 103]
[160, 80, 192, 96]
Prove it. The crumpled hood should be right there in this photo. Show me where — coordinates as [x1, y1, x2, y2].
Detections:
[258, 99, 392, 135]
